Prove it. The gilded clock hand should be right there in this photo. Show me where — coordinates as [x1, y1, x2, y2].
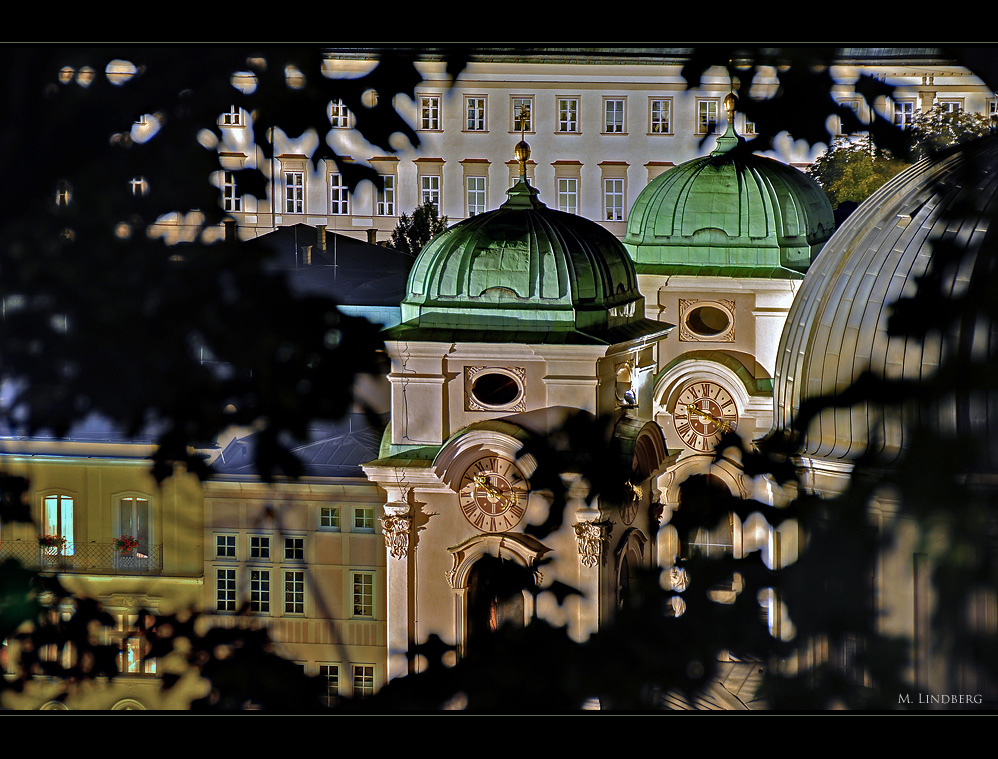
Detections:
[473, 473, 517, 508]
[684, 403, 734, 432]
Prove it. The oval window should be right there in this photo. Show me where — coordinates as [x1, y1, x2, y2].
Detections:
[686, 305, 730, 337]
[471, 372, 521, 407]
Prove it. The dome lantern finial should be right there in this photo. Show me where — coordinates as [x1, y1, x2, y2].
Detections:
[711, 90, 741, 155]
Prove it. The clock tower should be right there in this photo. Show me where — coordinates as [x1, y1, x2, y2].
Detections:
[364, 141, 672, 681]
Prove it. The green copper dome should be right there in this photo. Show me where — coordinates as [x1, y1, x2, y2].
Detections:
[623, 100, 834, 279]
[395, 176, 661, 343]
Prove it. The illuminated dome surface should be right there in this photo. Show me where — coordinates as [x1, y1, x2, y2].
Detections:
[773, 135, 998, 466]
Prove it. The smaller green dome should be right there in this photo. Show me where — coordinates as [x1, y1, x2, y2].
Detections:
[624, 115, 834, 278]
[398, 177, 653, 341]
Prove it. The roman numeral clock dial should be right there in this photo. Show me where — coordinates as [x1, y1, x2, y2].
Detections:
[458, 456, 529, 533]
[672, 381, 738, 452]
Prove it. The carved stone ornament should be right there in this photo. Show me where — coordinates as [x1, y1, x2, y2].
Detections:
[678, 298, 736, 343]
[466, 365, 527, 412]
[573, 519, 614, 568]
[381, 513, 412, 560]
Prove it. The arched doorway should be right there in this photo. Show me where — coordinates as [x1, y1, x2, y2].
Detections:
[466, 555, 526, 650]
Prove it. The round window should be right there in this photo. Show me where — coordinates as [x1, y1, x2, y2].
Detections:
[471, 372, 522, 407]
[686, 305, 731, 337]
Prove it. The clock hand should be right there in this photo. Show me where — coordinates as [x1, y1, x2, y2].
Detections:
[684, 403, 734, 432]
[473, 474, 518, 508]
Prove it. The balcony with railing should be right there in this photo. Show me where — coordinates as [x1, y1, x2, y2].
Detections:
[0, 541, 163, 574]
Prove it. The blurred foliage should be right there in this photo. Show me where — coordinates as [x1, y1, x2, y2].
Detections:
[806, 136, 911, 209]
[388, 201, 448, 256]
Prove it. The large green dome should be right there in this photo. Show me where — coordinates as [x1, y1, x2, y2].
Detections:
[623, 101, 834, 278]
[395, 173, 664, 344]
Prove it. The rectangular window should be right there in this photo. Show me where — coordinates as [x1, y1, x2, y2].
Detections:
[467, 176, 487, 217]
[330, 99, 350, 128]
[250, 569, 270, 613]
[250, 535, 270, 560]
[215, 534, 236, 559]
[42, 494, 74, 555]
[221, 105, 242, 126]
[558, 98, 579, 133]
[557, 177, 578, 215]
[352, 572, 374, 617]
[466, 96, 486, 131]
[354, 507, 375, 532]
[698, 99, 719, 135]
[377, 176, 395, 216]
[320, 664, 339, 707]
[320, 506, 340, 530]
[284, 536, 304, 561]
[116, 613, 156, 675]
[938, 100, 962, 113]
[894, 100, 915, 129]
[329, 173, 349, 215]
[604, 98, 625, 133]
[285, 570, 305, 614]
[222, 171, 241, 212]
[604, 178, 624, 222]
[420, 175, 440, 209]
[650, 98, 671, 134]
[420, 95, 441, 130]
[352, 664, 374, 698]
[216, 568, 236, 612]
[119, 496, 150, 556]
[512, 97, 532, 132]
[285, 171, 304, 214]
[743, 118, 757, 136]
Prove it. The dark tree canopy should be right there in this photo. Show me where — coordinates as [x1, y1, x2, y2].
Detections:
[389, 201, 449, 256]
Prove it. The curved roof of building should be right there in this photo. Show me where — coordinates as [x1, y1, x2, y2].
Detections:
[623, 96, 834, 279]
[773, 134, 998, 467]
[390, 146, 671, 345]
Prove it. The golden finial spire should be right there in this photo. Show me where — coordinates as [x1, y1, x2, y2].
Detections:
[514, 101, 530, 179]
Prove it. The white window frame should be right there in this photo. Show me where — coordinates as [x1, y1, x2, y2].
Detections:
[894, 99, 916, 129]
[116, 494, 151, 561]
[285, 570, 305, 615]
[329, 173, 349, 215]
[697, 98, 720, 135]
[250, 568, 271, 614]
[419, 94, 441, 131]
[285, 170, 305, 214]
[352, 663, 375, 698]
[42, 493, 74, 556]
[216, 567, 236, 612]
[221, 104, 242, 127]
[465, 95, 487, 132]
[420, 174, 441, 209]
[604, 97, 625, 133]
[938, 99, 963, 113]
[330, 99, 350, 128]
[511, 96, 533, 133]
[354, 507, 375, 532]
[352, 571, 375, 618]
[250, 535, 271, 560]
[649, 97, 672, 134]
[603, 177, 624, 222]
[376, 175, 395, 216]
[557, 177, 578, 215]
[222, 171, 241, 212]
[319, 663, 339, 707]
[284, 536, 305, 561]
[320, 506, 340, 530]
[557, 97, 579, 133]
[466, 175, 487, 217]
[215, 533, 236, 560]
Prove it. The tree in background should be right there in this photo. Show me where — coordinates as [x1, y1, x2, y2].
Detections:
[907, 104, 992, 160]
[806, 136, 911, 209]
[389, 201, 448, 256]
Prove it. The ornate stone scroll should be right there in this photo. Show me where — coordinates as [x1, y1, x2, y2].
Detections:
[573, 519, 614, 567]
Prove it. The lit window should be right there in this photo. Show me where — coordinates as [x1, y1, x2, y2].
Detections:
[650, 98, 671, 134]
[319, 664, 339, 707]
[250, 569, 270, 613]
[115, 613, 156, 675]
[216, 568, 236, 612]
[352, 572, 374, 617]
[222, 171, 241, 212]
[466, 96, 486, 131]
[215, 534, 236, 559]
[285, 570, 305, 614]
[285, 171, 304, 214]
[250, 535, 270, 560]
[42, 494, 74, 556]
[129, 177, 148, 197]
[604, 98, 625, 133]
[329, 173, 349, 215]
[320, 506, 340, 530]
[55, 180, 71, 207]
[352, 664, 374, 698]
[604, 178, 624, 222]
[420, 175, 440, 209]
[354, 507, 375, 532]
[284, 537, 304, 561]
[743, 118, 757, 135]
[330, 99, 350, 128]
[467, 176, 487, 217]
[512, 97, 532, 132]
[420, 95, 440, 130]
[558, 98, 579, 133]
[221, 105, 242, 126]
[119, 496, 150, 557]
[557, 177, 578, 215]
[376, 176, 395, 216]
[698, 99, 719, 135]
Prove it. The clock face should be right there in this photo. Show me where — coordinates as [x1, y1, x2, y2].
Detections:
[620, 483, 639, 526]
[459, 455, 529, 533]
[673, 381, 738, 452]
